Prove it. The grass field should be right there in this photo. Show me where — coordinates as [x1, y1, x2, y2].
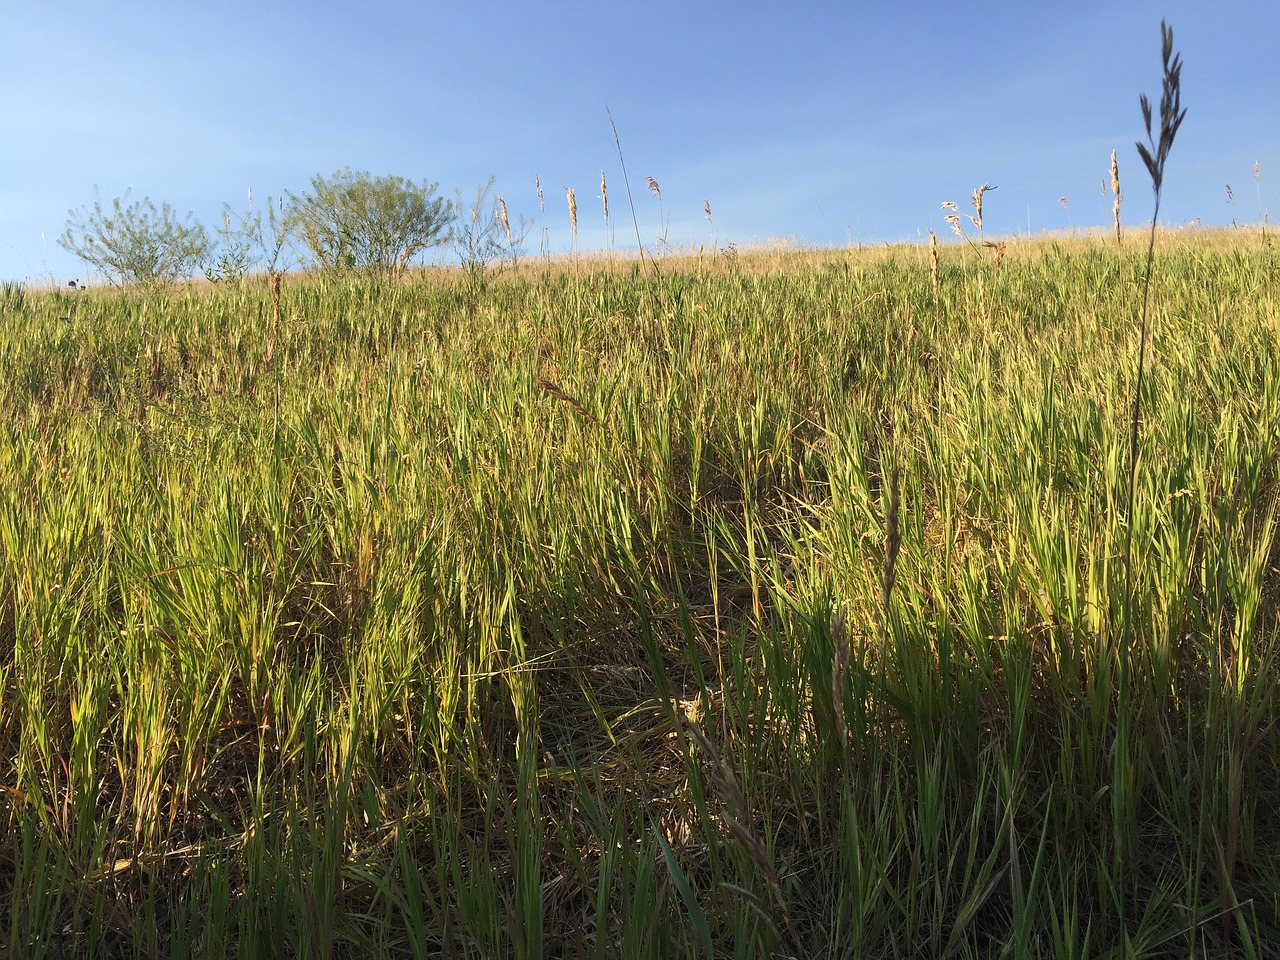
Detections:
[1, 231, 1278, 957]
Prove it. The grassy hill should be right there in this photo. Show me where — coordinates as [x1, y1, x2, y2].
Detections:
[1, 232, 1277, 957]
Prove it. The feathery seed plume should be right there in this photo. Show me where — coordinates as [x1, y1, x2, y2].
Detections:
[497, 195, 511, 243]
[970, 183, 997, 236]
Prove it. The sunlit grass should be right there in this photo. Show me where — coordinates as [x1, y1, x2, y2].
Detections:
[0, 232, 1277, 956]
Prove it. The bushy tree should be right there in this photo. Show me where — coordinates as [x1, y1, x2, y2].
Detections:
[452, 176, 530, 290]
[285, 169, 451, 277]
[203, 203, 258, 284]
[59, 189, 211, 287]
[204, 194, 293, 284]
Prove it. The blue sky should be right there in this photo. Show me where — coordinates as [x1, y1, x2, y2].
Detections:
[1, 1, 1276, 284]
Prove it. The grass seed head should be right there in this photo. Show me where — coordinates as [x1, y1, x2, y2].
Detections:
[1112, 150, 1123, 244]
[566, 187, 578, 238]
[600, 171, 609, 223]
[497, 195, 511, 244]
[971, 183, 997, 235]
[1136, 19, 1186, 195]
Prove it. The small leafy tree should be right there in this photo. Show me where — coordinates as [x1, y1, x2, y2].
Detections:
[285, 169, 451, 277]
[205, 193, 293, 284]
[452, 176, 530, 289]
[60, 189, 210, 287]
[204, 203, 258, 284]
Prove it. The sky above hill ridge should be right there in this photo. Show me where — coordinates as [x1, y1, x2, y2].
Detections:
[1, 1, 1276, 284]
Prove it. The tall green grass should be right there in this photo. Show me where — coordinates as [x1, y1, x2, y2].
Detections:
[0, 236, 1277, 957]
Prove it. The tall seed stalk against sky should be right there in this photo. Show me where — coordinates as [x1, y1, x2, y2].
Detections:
[535, 175, 547, 259]
[605, 108, 654, 275]
[1111, 150, 1123, 245]
[566, 187, 577, 247]
[969, 183, 996, 241]
[1253, 160, 1270, 247]
[600, 171, 610, 257]
[961, 184, 996, 320]
[647, 176, 667, 254]
[1120, 26, 1185, 934]
[1126, 17, 1187, 530]
[497, 195, 511, 245]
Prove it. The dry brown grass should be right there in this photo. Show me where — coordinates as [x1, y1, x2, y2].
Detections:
[380, 225, 1261, 289]
[127, 221, 1260, 298]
